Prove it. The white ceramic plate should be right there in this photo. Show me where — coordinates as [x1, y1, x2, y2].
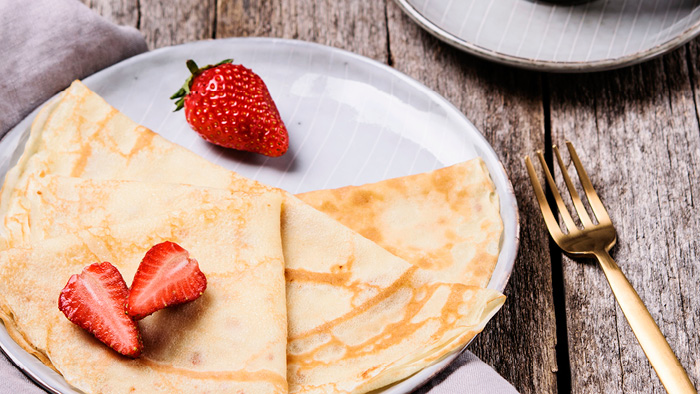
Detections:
[394, 0, 700, 72]
[0, 38, 518, 394]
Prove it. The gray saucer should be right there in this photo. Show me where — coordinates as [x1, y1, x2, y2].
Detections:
[394, 0, 700, 72]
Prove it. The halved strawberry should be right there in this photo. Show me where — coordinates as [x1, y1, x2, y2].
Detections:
[58, 262, 142, 358]
[127, 241, 207, 320]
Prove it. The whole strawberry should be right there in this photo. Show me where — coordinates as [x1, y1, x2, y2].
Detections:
[171, 59, 289, 157]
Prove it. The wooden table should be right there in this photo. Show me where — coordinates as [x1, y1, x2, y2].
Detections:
[82, 1, 700, 393]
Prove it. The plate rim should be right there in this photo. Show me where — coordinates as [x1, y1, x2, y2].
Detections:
[393, 0, 700, 72]
[0, 37, 519, 394]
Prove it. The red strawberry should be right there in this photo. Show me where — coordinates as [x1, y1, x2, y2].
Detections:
[171, 59, 289, 157]
[58, 262, 142, 358]
[127, 241, 207, 320]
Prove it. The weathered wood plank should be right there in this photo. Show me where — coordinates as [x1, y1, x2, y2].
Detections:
[215, 0, 388, 63]
[689, 38, 700, 156]
[678, 35, 700, 387]
[548, 43, 700, 393]
[384, 3, 557, 394]
[81, 0, 138, 27]
[217, 2, 559, 392]
[140, 0, 216, 49]
[85, 0, 215, 49]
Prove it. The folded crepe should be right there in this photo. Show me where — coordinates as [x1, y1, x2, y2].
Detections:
[26, 175, 505, 393]
[0, 184, 288, 394]
[0, 80, 505, 393]
[297, 159, 502, 287]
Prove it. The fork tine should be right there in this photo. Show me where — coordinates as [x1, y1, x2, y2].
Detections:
[525, 155, 565, 240]
[554, 145, 594, 227]
[565, 141, 611, 223]
[535, 150, 578, 233]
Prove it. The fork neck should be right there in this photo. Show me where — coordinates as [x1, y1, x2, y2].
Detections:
[593, 250, 617, 271]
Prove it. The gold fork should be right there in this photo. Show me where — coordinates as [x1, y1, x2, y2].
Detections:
[525, 142, 697, 394]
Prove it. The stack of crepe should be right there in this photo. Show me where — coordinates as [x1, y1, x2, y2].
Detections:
[0, 81, 505, 394]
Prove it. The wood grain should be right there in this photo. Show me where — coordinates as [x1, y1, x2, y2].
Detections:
[216, 0, 389, 63]
[140, 0, 216, 49]
[384, 3, 558, 394]
[83, 0, 216, 49]
[80, 0, 138, 27]
[548, 42, 700, 393]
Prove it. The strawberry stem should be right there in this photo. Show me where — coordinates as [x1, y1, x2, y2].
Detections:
[186, 60, 200, 74]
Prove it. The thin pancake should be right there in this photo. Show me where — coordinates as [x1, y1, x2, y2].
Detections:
[0, 186, 287, 394]
[297, 159, 503, 287]
[0, 81, 504, 393]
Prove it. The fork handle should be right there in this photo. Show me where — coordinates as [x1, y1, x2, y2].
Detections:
[595, 250, 697, 394]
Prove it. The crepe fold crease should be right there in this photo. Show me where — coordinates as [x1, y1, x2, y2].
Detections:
[0, 80, 505, 394]
[297, 159, 503, 288]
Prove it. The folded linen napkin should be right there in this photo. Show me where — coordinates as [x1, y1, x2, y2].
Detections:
[418, 351, 520, 394]
[0, 1, 520, 393]
[0, 0, 147, 136]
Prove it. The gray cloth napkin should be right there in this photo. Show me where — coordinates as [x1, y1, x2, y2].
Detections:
[418, 351, 520, 394]
[0, 0, 147, 136]
[0, 1, 520, 393]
